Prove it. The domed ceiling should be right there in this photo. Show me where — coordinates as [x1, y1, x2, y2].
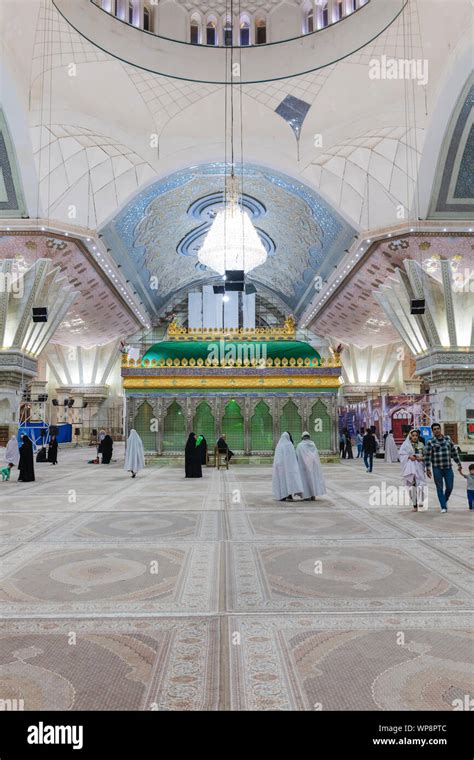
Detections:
[101, 163, 356, 318]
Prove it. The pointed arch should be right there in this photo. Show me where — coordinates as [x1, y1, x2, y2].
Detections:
[250, 400, 273, 452]
[190, 11, 202, 44]
[133, 401, 155, 451]
[163, 400, 186, 452]
[309, 399, 332, 451]
[193, 401, 215, 443]
[279, 400, 302, 443]
[206, 15, 218, 45]
[222, 400, 244, 451]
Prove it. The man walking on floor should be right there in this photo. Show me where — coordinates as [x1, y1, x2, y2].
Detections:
[362, 429, 377, 473]
[424, 423, 463, 512]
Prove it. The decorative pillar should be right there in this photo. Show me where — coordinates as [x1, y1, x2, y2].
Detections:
[136, 0, 144, 27]
[374, 259, 474, 451]
[243, 397, 251, 455]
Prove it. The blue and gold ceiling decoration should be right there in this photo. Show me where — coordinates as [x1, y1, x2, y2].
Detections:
[0, 110, 27, 218]
[177, 191, 275, 265]
[429, 75, 474, 219]
[101, 163, 355, 318]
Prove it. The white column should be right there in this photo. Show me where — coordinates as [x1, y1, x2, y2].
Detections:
[203, 286, 223, 329]
[234, 13, 240, 46]
[136, 0, 145, 28]
[188, 292, 203, 329]
[242, 293, 256, 329]
[224, 291, 239, 329]
[152, 1, 160, 33]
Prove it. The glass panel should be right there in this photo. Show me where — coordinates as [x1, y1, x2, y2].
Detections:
[279, 400, 301, 444]
[206, 26, 216, 45]
[193, 401, 215, 444]
[256, 25, 266, 44]
[133, 401, 155, 452]
[144, 8, 150, 30]
[222, 400, 244, 451]
[309, 399, 332, 451]
[250, 400, 273, 452]
[163, 401, 186, 452]
[190, 24, 199, 44]
[224, 27, 232, 46]
[240, 27, 250, 45]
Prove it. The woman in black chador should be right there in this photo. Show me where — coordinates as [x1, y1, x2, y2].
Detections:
[47, 435, 58, 465]
[185, 433, 202, 478]
[18, 435, 35, 482]
[99, 434, 113, 464]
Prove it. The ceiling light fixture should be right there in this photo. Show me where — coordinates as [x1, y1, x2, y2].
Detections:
[198, 3, 267, 277]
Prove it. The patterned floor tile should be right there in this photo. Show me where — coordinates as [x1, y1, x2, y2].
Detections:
[228, 614, 474, 711]
[0, 543, 220, 615]
[36, 511, 223, 543]
[0, 617, 220, 710]
[226, 508, 402, 541]
[225, 540, 473, 612]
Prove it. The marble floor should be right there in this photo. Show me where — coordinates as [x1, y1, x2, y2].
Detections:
[0, 445, 472, 711]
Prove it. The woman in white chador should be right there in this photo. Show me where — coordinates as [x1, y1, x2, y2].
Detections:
[296, 432, 327, 501]
[384, 430, 399, 462]
[272, 432, 303, 502]
[124, 429, 145, 478]
[399, 429, 427, 511]
[5, 435, 20, 467]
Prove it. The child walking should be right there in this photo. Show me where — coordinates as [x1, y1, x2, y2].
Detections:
[1, 463, 13, 481]
[460, 464, 474, 509]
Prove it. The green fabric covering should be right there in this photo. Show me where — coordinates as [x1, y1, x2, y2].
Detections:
[163, 401, 185, 452]
[193, 401, 215, 442]
[309, 399, 332, 451]
[279, 399, 302, 443]
[222, 400, 244, 451]
[251, 400, 273, 451]
[133, 401, 156, 452]
[142, 340, 321, 364]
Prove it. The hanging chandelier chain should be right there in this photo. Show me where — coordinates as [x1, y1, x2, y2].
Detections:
[198, 0, 267, 277]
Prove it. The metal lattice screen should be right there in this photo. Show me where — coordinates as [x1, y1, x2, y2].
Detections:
[309, 399, 332, 451]
[193, 401, 215, 445]
[163, 401, 186, 452]
[133, 401, 156, 452]
[222, 400, 244, 451]
[279, 400, 302, 444]
[250, 400, 273, 451]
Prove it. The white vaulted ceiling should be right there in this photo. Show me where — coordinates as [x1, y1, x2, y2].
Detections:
[1, 0, 471, 229]
[0, 0, 472, 349]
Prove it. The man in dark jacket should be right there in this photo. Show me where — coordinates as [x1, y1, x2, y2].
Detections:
[362, 430, 377, 473]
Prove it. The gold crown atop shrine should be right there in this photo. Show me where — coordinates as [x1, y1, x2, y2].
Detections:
[167, 315, 297, 342]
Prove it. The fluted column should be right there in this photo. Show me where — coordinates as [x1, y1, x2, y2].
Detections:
[374, 259, 474, 451]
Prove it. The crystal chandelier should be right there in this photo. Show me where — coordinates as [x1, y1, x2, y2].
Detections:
[198, 181, 267, 275]
[197, 0, 268, 277]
